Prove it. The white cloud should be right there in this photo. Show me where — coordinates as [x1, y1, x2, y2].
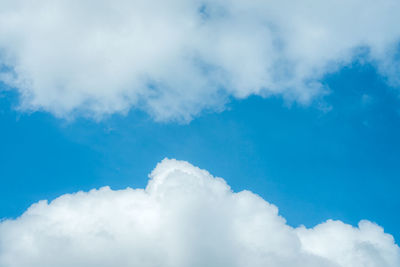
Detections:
[0, 0, 399, 121]
[0, 159, 398, 267]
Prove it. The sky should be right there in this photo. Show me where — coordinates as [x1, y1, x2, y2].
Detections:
[0, 1, 400, 266]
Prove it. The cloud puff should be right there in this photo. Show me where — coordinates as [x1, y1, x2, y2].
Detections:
[0, 159, 398, 267]
[0, 1, 399, 121]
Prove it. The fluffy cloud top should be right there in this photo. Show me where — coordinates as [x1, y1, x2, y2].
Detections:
[0, 0, 399, 121]
[0, 159, 398, 267]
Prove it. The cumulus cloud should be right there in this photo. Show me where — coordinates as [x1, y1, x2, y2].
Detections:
[0, 159, 398, 267]
[0, 1, 399, 121]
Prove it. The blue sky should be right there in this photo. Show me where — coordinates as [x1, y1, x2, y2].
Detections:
[1, 62, 399, 240]
[1, 1, 400, 266]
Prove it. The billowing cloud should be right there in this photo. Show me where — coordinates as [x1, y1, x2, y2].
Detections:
[0, 1, 399, 121]
[0, 159, 398, 267]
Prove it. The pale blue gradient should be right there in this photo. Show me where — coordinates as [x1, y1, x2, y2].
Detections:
[0, 63, 399, 240]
